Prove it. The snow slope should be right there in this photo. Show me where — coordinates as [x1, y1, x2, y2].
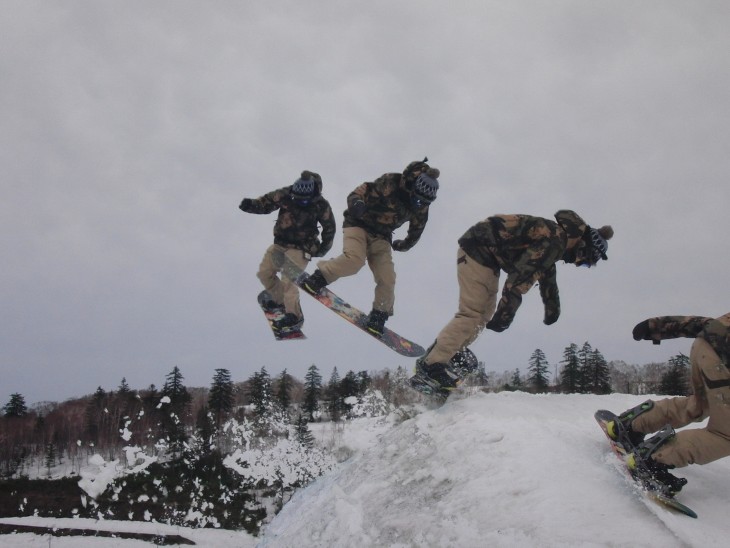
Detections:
[2, 391, 730, 547]
[263, 391, 730, 548]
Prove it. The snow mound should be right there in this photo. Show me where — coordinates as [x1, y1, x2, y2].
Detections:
[259, 391, 730, 548]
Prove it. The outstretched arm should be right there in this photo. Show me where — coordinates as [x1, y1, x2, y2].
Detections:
[632, 316, 713, 344]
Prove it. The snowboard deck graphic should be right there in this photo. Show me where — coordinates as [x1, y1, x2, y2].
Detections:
[257, 290, 306, 341]
[272, 250, 425, 357]
[594, 409, 697, 519]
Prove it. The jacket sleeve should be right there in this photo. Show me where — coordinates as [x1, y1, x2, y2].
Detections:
[397, 207, 429, 250]
[239, 188, 285, 214]
[490, 237, 564, 329]
[316, 201, 337, 257]
[637, 316, 713, 342]
[538, 263, 560, 321]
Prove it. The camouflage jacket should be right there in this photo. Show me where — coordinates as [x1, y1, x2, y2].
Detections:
[343, 172, 430, 249]
[240, 187, 336, 257]
[636, 313, 730, 368]
[458, 214, 569, 329]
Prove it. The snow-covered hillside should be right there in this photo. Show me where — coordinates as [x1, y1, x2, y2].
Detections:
[3, 391, 730, 547]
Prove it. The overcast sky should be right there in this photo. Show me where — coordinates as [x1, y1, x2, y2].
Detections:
[2, 0, 730, 405]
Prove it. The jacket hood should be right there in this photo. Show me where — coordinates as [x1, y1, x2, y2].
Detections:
[554, 210, 588, 249]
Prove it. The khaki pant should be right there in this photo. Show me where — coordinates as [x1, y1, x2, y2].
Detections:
[257, 244, 309, 319]
[425, 248, 500, 365]
[317, 226, 396, 314]
[633, 337, 730, 467]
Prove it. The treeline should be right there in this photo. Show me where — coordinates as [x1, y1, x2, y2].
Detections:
[1, 344, 692, 480]
[495, 342, 691, 397]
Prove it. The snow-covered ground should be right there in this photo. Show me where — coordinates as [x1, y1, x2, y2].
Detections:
[3, 391, 730, 547]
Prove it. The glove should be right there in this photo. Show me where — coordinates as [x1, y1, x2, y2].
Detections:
[239, 198, 252, 211]
[543, 309, 560, 326]
[486, 318, 510, 333]
[392, 239, 410, 252]
[349, 200, 367, 219]
[632, 320, 652, 341]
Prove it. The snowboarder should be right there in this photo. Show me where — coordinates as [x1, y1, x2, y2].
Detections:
[606, 313, 730, 492]
[239, 171, 336, 331]
[414, 211, 613, 391]
[300, 159, 440, 336]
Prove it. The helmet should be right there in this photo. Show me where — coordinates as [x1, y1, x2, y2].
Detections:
[291, 177, 315, 198]
[413, 172, 439, 203]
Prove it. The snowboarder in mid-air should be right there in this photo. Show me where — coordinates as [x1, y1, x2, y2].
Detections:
[239, 170, 335, 333]
[300, 158, 440, 337]
[412, 210, 613, 397]
[605, 312, 730, 494]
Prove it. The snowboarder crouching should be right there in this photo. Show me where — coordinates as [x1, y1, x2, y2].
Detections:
[301, 159, 440, 336]
[239, 171, 335, 331]
[415, 210, 613, 392]
[607, 313, 730, 493]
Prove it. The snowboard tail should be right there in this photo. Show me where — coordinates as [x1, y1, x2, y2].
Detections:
[594, 409, 697, 518]
[258, 290, 306, 341]
[272, 250, 425, 357]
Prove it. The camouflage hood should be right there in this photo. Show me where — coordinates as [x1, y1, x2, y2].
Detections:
[554, 210, 588, 250]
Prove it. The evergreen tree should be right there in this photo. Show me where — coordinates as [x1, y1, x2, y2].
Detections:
[577, 342, 593, 393]
[528, 349, 550, 393]
[356, 371, 372, 395]
[209, 368, 235, 426]
[117, 377, 132, 398]
[44, 442, 57, 477]
[161, 366, 192, 450]
[506, 368, 523, 391]
[276, 369, 293, 412]
[247, 367, 273, 418]
[303, 364, 322, 421]
[294, 414, 315, 449]
[559, 343, 581, 394]
[660, 353, 690, 395]
[588, 348, 612, 395]
[327, 367, 343, 422]
[85, 386, 107, 442]
[3, 393, 28, 417]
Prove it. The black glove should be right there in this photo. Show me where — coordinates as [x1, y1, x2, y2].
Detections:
[392, 239, 410, 252]
[486, 318, 509, 333]
[632, 320, 652, 341]
[544, 309, 560, 326]
[239, 198, 252, 211]
[349, 200, 367, 219]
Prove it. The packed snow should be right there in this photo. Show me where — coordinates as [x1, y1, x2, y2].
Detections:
[2, 391, 730, 547]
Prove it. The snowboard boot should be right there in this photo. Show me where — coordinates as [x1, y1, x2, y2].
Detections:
[272, 313, 303, 332]
[626, 425, 688, 496]
[607, 400, 653, 449]
[258, 292, 285, 314]
[414, 357, 461, 391]
[366, 309, 388, 337]
[302, 269, 328, 295]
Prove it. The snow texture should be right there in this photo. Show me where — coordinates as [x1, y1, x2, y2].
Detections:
[2, 391, 730, 547]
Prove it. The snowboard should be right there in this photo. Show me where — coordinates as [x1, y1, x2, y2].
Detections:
[257, 290, 306, 341]
[272, 250, 425, 357]
[409, 348, 479, 401]
[594, 409, 697, 518]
